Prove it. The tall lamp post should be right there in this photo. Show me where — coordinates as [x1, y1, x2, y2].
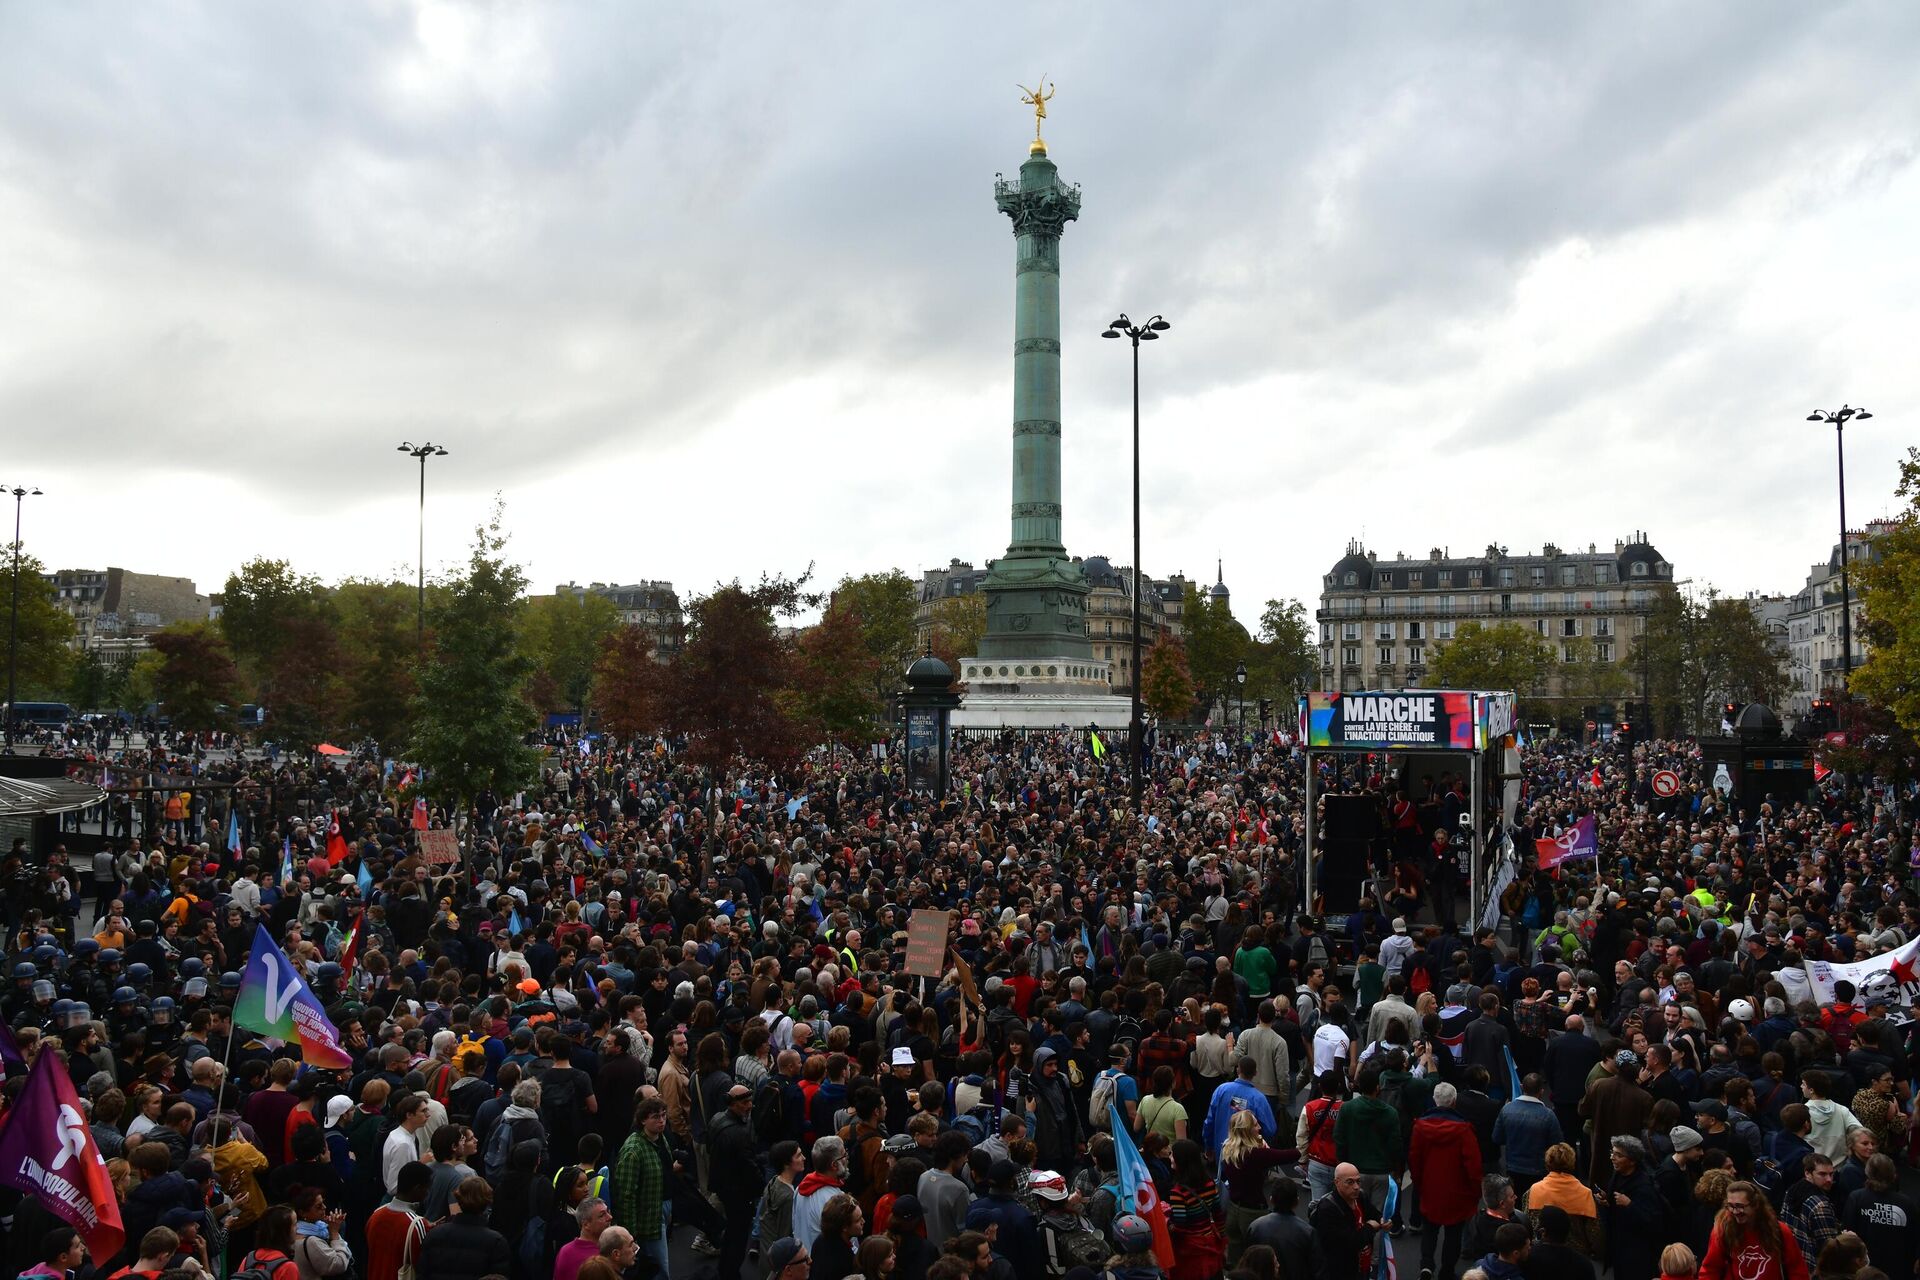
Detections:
[397, 442, 449, 649]
[1102, 312, 1170, 809]
[3, 485, 40, 747]
[1806, 406, 1870, 690]
[1234, 661, 1247, 747]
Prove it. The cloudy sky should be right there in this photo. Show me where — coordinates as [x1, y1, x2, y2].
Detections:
[3, 3, 1916, 623]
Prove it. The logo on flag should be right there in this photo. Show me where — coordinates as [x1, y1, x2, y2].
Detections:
[1109, 1105, 1175, 1269]
[0, 1048, 125, 1261]
[1535, 815, 1598, 870]
[234, 925, 353, 1069]
[412, 796, 430, 831]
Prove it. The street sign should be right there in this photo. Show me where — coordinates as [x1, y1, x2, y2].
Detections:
[903, 909, 951, 978]
[418, 830, 460, 865]
[1651, 770, 1680, 798]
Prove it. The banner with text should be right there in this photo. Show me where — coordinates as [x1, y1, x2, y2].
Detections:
[1303, 691, 1476, 750]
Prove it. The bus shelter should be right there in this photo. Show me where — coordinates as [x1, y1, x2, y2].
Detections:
[1298, 689, 1522, 932]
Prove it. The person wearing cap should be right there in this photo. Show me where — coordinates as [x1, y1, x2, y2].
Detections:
[763, 1235, 812, 1279]
[1580, 1049, 1653, 1187]
[1689, 1100, 1751, 1178]
[707, 1081, 761, 1279]
[1656, 1126, 1706, 1234]
[964, 1158, 1041, 1277]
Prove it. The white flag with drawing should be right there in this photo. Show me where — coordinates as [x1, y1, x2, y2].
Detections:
[1777, 933, 1920, 1008]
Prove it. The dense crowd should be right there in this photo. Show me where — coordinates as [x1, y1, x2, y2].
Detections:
[1, 721, 1917, 1280]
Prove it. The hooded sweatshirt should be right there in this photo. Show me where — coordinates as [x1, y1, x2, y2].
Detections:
[792, 1169, 845, 1252]
[1804, 1097, 1862, 1161]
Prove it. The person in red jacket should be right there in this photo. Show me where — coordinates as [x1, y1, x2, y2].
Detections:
[1699, 1181, 1808, 1280]
[1408, 1081, 1484, 1280]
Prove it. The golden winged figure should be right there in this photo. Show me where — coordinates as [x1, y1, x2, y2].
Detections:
[1017, 77, 1055, 145]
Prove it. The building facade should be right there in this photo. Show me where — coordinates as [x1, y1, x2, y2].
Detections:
[1781, 520, 1891, 720]
[554, 580, 684, 658]
[47, 567, 210, 652]
[1315, 535, 1672, 702]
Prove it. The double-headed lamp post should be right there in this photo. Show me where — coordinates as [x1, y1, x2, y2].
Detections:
[3, 484, 40, 747]
[1102, 312, 1170, 811]
[1235, 661, 1248, 746]
[397, 442, 449, 648]
[1806, 406, 1871, 689]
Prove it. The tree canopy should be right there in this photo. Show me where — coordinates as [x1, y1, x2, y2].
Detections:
[1, 551, 73, 698]
[1424, 621, 1556, 702]
[1854, 446, 1920, 735]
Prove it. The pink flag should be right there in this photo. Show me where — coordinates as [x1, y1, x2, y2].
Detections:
[0, 1048, 126, 1261]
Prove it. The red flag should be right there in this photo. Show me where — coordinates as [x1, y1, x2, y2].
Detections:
[0, 1048, 126, 1261]
[1589, 767, 1602, 789]
[1813, 760, 1831, 783]
[411, 796, 430, 831]
[326, 810, 349, 865]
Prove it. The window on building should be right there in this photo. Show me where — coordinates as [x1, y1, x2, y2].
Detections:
[1595, 618, 1612, 637]
[1595, 564, 1613, 584]
[1320, 624, 1331, 643]
[1438, 595, 1455, 615]
[1377, 645, 1394, 666]
[1534, 619, 1549, 635]
[1407, 621, 1423, 640]
[1104, 621, 1112, 636]
[1561, 565, 1578, 585]
[1563, 618, 1579, 637]
[1597, 643, 1613, 662]
[1408, 644, 1423, 666]
[1529, 566, 1546, 585]
[1436, 620, 1455, 640]
[1410, 571, 1423, 587]
[1376, 622, 1394, 640]
[1655, 561, 1669, 575]
[1467, 569, 1483, 585]
[1438, 570, 1453, 586]
[1562, 593, 1577, 611]
[1630, 561, 1648, 577]
[1343, 571, 1358, 586]
[1342, 645, 1360, 666]
[1563, 644, 1578, 662]
[1498, 568, 1516, 587]
[1377, 574, 1393, 590]
[1104, 646, 1113, 659]
[1342, 622, 1360, 641]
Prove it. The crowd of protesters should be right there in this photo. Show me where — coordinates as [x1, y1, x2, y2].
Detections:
[0, 719, 1916, 1280]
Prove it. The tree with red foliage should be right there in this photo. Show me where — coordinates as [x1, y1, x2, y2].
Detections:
[1140, 636, 1196, 724]
[659, 571, 819, 769]
[149, 622, 242, 732]
[794, 601, 885, 746]
[593, 624, 663, 740]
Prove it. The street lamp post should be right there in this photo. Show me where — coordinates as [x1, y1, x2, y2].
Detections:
[4, 485, 41, 748]
[1235, 661, 1247, 748]
[397, 442, 450, 649]
[1806, 406, 1871, 690]
[1102, 312, 1170, 810]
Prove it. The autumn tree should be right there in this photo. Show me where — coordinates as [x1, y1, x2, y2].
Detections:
[832, 570, 919, 700]
[0, 551, 73, 697]
[592, 625, 664, 740]
[660, 570, 819, 769]
[1853, 446, 1920, 735]
[1139, 636, 1196, 723]
[219, 557, 330, 693]
[148, 622, 241, 731]
[793, 600, 886, 745]
[263, 615, 343, 751]
[1181, 583, 1251, 712]
[1424, 621, 1557, 706]
[409, 505, 540, 824]
[519, 590, 621, 717]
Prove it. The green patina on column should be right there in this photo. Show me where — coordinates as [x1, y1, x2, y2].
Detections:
[978, 138, 1093, 662]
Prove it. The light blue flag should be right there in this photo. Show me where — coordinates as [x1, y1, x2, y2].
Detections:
[786, 797, 803, 819]
[509, 905, 524, 937]
[1504, 1045, 1524, 1102]
[280, 838, 294, 885]
[582, 831, 604, 857]
[356, 858, 373, 896]
[1080, 923, 1092, 955]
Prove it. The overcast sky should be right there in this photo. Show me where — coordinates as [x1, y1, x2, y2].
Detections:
[3, 3, 1917, 624]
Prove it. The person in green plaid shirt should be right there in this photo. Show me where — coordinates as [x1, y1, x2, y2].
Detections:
[611, 1096, 671, 1275]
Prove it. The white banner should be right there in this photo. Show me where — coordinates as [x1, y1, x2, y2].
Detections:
[1778, 933, 1920, 1008]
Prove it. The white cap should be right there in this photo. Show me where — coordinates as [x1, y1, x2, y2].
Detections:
[891, 1047, 916, 1067]
[324, 1096, 354, 1127]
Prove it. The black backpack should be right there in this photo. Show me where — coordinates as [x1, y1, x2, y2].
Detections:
[752, 1076, 788, 1144]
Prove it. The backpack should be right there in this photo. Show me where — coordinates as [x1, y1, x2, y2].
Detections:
[1042, 1218, 1112, 1276]
[1408, 962, 1433, 998]
[840, 1121, 886, 1201]
[752, 1075, 789, 1144]
[231, 1249, 299, 1280]
[423, 1059, 457, 1105]
[518, 1213, 547, 1272]
[485, 1113, 542, 1182]
[1088, 1068, 1120, 1132]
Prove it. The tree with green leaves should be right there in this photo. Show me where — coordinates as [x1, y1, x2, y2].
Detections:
[926, 592, 987, 677]
[793, 600, 886, 745]
[66, 648, 112, 712]
[263, 615, 342, 751]
[409, 506, 540, 832]
[1180, 583, 1251, 712]
[148, 622, 241, 731]
[1139, 636, 1195, 723]
[520, 591, 621, 718]
[1424, 621, 1557, 705]
[333, 579, 420, 748]
[832, 570, 919, 702]
[1629, 586, 1790, 734]
[219, 558, 330, 692]
[1853, 446, 1920, 735]
[1243, 597, 1316, 704]
[0, 551, 73, 698]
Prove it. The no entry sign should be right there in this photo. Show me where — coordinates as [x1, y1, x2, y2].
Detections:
[1651, 770, 1680, 798]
